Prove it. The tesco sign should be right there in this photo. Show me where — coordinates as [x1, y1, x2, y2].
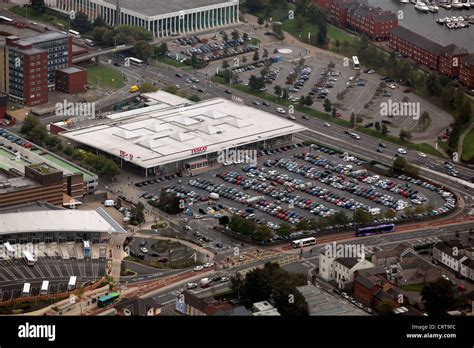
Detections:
[191, 146, 207, 154]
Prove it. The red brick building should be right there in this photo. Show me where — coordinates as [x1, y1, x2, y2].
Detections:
[439, 44, 469, 78]
[346, 5, 398, 41]
[389, 26, 443, 70]
[353, 268, 401, 310]
[460, 54, 474, 90]
[56, 66, 88, 94]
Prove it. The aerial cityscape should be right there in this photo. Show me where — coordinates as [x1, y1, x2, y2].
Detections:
[0, 0, 472, 342]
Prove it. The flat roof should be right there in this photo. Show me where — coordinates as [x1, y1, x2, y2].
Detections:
[15, 32, 68, 46]
[61, 98, 308, 169]
[0, 208, 126, 235]
[97, 0, 235, 17]
[59, 66, 85, 74]
[141, 91, 190, 107]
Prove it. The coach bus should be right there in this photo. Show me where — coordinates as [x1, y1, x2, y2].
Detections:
[83, 240, 91, 258]
[97, 292, 120, 308]
[23, 250, 35, 266]
[22, 283, 31, 297]
[128, 57, 143, 66]
[355, 223, 395, 237]
[68, 276, 77, 291]
[352, 56, 360, 70]
[40, 280, 50, 295]
[68, 29, 81, 38]
[291, 237, 317, 248]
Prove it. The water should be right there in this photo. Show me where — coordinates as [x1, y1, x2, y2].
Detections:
[368, 0, 474, 51]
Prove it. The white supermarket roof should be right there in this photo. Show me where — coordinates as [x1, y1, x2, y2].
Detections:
[61, 98, 307, 169]
[0, 208, 126, 234]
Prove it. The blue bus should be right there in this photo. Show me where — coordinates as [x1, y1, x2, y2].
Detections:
[356, 223, 395, 237]
[83, 240, 91, 258]
[97, 292, 120, 308]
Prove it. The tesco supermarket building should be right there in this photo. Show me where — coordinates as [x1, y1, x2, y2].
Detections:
[60, 95, 307, 177]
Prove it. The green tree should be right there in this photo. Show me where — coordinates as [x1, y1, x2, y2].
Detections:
[92, 26, 107, 44]
[262, 48, 269, 59]
[93, 16, 106, 28]
[323, 98, 332, 113]
[316, 21, 327, 47]
[349, 112, 355, 128]
[376, 300, 396, 315]
[257, 16, 265, 26]
[63, 145, 74, 156]
[158, 189, 181, 214]
[222, 60, 230, 69]
[272, 22, 284, 40]
[304, 95, 313, 106]
[299, 95, 306, 106]
[353, 209, 374, 225]
[20, 114, 41, 135]
[253, 225, 273, 242]
[458, 99, 472, 125]
[399, 130, 412, 142]
[231, 30, 239, 40]
[375, 121, 381, 132]
[154, 42, 168, 57]
[274, 85, 282, 97]
[384, 209, 396, 219]
[276, 223, 292, 237]
[132, 40, 154, 61]
[188, 94, 201, 102]
[222, 32, 229, 41]
[248, 75, 265, 91]
[29, 124, 48, 145]
[139, 82, 158, 93]
[381, 123, 388, 136]
[71, 12, 91, 33]
[425, 73, 441, 96]
[421, 278, 457, 316]
[190, 53, 198, 69]
[253, 50, 260, 62]
[135, 202, 145, 224]
[30, 0, 46, 15]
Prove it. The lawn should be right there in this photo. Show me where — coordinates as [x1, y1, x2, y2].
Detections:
[9, 6, 70, 28]
[87, 65, 125, 90]
[152, 56, 189, 69]
[461, 127, 474, 162]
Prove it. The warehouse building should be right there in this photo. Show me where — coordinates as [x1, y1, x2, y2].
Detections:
[60, 97, 308, 177]
[46, 0, 240, 38]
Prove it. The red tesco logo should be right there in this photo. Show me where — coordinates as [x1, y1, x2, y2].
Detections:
[191, 146, 207, 154]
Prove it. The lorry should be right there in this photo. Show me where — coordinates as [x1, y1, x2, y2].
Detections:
[246, 196, 264, 205]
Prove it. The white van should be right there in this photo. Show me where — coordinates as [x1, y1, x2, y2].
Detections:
[104, 200, 115, 207]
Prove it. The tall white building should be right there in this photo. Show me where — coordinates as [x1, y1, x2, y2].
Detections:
[44, 0, 240, 38]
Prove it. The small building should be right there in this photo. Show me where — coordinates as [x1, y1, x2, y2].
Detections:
[55, 66, 87, 94]
[115, 298, 161, 316]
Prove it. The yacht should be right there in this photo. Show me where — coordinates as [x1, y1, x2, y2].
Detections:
[414, 2, 430, 12]
[401, 0, 410, 3]
[436, 17, 447, 23]
[462, 1, 471, 9]
[452, 1, 464, 9]
[439, 3, 452, 9]
[429, 5, 439, 12]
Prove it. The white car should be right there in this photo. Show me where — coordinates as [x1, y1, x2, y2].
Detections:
[193, 265, 204, 271]
[276, 107, 286, 114]
[140, 247, 148, 253]
[388, 83, 396, 89]
[186, 282, 198, 289]
[223, 161, 233, 166]
[398, 148, 407, 154]
[324, 122, 331, 127]
[203, 262, 213, 268]
[220, 277, 230, 283]
[418, 152, 427, 158]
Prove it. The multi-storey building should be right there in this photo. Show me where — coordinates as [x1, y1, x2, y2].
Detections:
[1, 32, 72, 106]
[460, 54, 474, 89]
[346, 5, 398, 41]
[45, 0, 240, 39]
[439, 44, 469, 79]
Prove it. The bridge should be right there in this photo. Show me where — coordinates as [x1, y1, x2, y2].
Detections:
[72, 44, 133, 64]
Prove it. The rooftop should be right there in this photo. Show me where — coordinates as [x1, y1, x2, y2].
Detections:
[391, 26, 444, 55]
[61, 97, 307, 169]
[97, 0, 236, 17]
[14, 31, 68, 47]
[59, 66, 86, 74]
[29, 162, 60, 175]
[0, 207, 126, 234]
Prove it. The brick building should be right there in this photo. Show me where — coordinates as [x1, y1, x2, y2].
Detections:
[389, 26, 443, 70]
[439, 44, 469, 78]
[329, 0, 360, 27]
[55, 66, 88, 94]
[346, 5, 398, 41]
[460, 54, 474, 89]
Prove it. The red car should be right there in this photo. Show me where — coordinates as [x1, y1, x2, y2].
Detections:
[403, 88, 412, 93]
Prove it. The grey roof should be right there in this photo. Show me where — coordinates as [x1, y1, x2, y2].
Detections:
[462, 258, 474, 269]
[348, 5, 397, 22]
[374, 289, 393, 302]
[462, 54, 474, 66]
[355, 274, 376, 290]
[115, 298, 160, 315]
[100, 0, 235, 17]
[59, 66, 85, 74]
[335, 257, 359, 269]
[441, 44, 469, 56]
[16, 32, 68, 46]
[390, 26, 444, 55]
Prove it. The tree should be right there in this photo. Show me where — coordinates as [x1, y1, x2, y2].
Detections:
[426, 73, 441, 96]
[304, 95, 313, 106]
[190, 53, 198, 69]
[71, 12, 91, 33]
[384, 209, 396, 219]
[381, 123, 388, 136]
[332, 107, 337, 118]
[92, 26, 107, 44]
[399, 130, 412, 142]
[248, 75, 265, 91]
[243, 32, 249, 41]
[274, 85, 282, 97]
[421, 278, 457, 315]
[188, 94, 201, 102]
[262, 48, 269, 59]
[353, 209, 374, 225]
[272, 22, 284, 40]
[20, 114, 41, 135]
[458, 99, 472, 125]
[29, 124, 48, 145]
[30, 0, 46, 15]
[157, 189, 181, 215]
[253, 225, 273, 242]
[242, 55, 248, 64]
[375, 121, 381, 132]
[222, 60, 229, 69]
[132, 40, 154, 61]
[276, 223, 292, 237]
[154, 42, 168, 57]
[349, 112, 355, 128]
[316, 21, 327, 47]
[139, 82, 158, 93]
[323, 98, 332, 113]
[63, 145, 74, 156]
[330, 211, 349, 226]
[93, 16, 106, 28]
[253, 50, 260, 62]
[299, 95, 306, 106]
[257, 17, 265, 26]
[135, 202, 145, 224]
[222, 32, 229, 41]
[335, 39, 341, 52]
[231, 30, 239, 40]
